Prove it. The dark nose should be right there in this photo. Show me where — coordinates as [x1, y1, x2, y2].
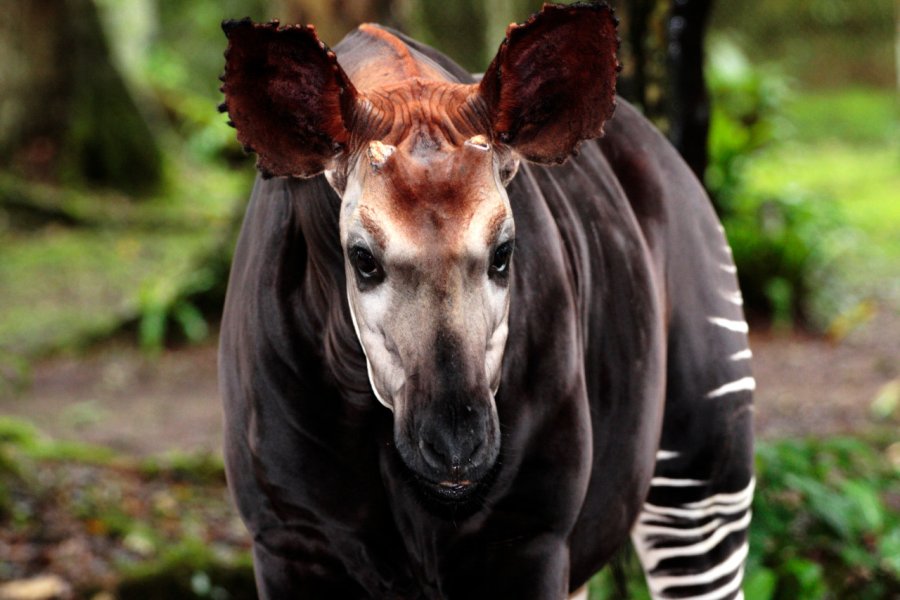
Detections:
[416, 407, 493, 482]
[418, 426, 484, 478]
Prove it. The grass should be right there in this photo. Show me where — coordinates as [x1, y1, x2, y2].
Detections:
[755, 88, 898, 234]
[0, 228, 209, 355]
[779, 88, 899, 145]
[0, 151, 251, 375]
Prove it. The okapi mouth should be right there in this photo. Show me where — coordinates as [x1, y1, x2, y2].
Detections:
[406, 459, 501, 520]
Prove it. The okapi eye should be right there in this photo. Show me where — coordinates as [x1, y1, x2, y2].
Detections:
[489, 241, 514, 278]
[350, 246, 384, 284]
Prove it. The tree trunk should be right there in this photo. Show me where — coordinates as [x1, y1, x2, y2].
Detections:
[667, 0, 713, 182]
[607, 0, 671, 130]
[0, 0, 162, 195]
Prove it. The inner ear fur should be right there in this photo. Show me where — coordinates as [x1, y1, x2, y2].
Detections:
[479, 2, 620, 165]
[220, 19, 360, 178]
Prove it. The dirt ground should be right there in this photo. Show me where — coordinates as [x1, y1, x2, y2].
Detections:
[3, 305, 898, 456]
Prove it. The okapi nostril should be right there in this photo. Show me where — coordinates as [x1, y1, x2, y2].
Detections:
[419, 432, 486, 475]
[419, 438, 445, 469]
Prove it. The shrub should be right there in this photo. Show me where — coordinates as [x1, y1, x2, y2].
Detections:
[705, 37, 848, 327]
[750, 437, 900, 598]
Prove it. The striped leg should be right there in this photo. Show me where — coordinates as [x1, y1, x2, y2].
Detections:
[631, 344, 755, 599]
[633, 227, 755, 599]
[631, 465, 753, 600]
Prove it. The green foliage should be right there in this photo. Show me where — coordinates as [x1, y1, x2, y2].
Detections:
[138, 451, 226, 486]
[0, 417, 113, 519]
[0, 0, 264, 364]
[141, 0, 266, 167]
[751, 437, 900, 598]
[705, 37, 788, 204]
[722, 189, 845, 328]
[0, 162, 249, 364]
[781, 89, 900, 146]
[587, 437, 900, 599]
[705, 37, 855, 327]
[138, 261, 216, 352]
[742, 90, 900, 315]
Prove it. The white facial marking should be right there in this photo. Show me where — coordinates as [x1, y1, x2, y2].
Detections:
[346, 291, 394, 411]
[464, 134, 491, 151]
[337, 143, 514, 409]
[367, 141, 396, 171]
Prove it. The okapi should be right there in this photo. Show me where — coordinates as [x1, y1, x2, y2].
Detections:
[218, 3, 755, 599]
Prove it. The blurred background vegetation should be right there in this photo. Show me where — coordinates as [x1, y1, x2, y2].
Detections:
[0, 0, 898, 598]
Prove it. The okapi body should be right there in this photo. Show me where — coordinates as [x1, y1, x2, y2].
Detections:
[218, 4, 754, 599]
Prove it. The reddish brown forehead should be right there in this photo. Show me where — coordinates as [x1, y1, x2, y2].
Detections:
[380, 144, 495, 237]
[358, 137, 504, 248]
[346, 60, 503, 246]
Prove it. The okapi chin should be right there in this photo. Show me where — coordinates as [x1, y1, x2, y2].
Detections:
[219, 3, 754, 599]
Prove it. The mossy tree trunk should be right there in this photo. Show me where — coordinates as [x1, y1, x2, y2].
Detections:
[0, 0, 162, 196]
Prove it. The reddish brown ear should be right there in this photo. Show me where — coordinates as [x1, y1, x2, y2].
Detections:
[220, 19, 359, 178]
[479, 2, 619, 165]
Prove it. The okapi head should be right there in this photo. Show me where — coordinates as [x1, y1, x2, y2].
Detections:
[221, 3, 618, 502]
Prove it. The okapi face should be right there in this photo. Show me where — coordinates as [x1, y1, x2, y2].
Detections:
[221, 2, 618, 501]
[338, 133, 515, 494]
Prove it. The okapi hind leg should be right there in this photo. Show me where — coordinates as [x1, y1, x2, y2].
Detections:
[631, 322, 755, 598]
[631, 462, 753, 600]
[627, 211, 756, 599]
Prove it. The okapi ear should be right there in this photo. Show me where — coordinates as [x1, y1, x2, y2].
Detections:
[479, 2, 619, 165]
[220, 19, 359, 178]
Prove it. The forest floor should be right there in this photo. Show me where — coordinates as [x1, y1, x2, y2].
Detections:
[3, 303, 899, 457]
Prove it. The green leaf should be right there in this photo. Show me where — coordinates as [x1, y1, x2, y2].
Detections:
[139, 305, 167, 352]
[743, 566, 777, 600]
[840, 479, 885, 532]
[782, 557, 827, 599]
[878, 527, 900, 577]
[173, 301, 209, 343]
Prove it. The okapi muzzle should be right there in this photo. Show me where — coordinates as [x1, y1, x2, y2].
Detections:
[394, 328, 501, 498]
